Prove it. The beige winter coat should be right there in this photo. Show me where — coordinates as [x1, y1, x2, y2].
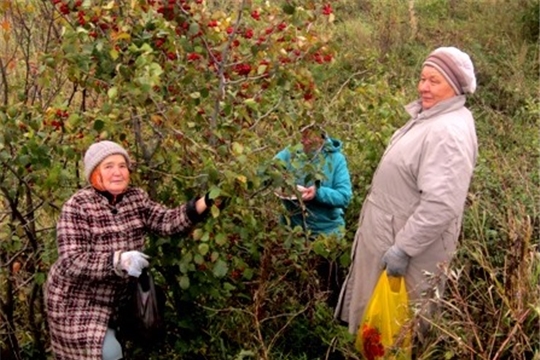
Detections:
[335, 96, 477, 334]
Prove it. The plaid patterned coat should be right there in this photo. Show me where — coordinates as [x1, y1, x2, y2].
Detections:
[45, 186, 204, 360]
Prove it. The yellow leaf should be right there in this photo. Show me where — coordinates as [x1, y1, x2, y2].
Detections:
[151, 114, 163, 125]
[236, 175, 247, 184]
[103, 1, 115, 10]
[109, 48, 119, 60]
[211, 10, 226, 20]
[211, 206, 220, 218]
[232, 142, 244, 155]
[0, 0, 10, 11]
[112, 32, 131, 41]
[257, 64, 268, 75]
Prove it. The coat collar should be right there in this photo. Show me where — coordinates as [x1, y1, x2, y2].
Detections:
[93, 187, 126, 205]
[405, 95, 467, 120]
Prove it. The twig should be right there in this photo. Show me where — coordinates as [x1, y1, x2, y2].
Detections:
[330, 70, 368, 103]
[249, 97, 283, 130]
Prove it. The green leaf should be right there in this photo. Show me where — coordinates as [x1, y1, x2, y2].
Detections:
[200, 88, 209, 98]
[93, 119, 105, 131]
[215, 233, 227, 246]
[179, 261, 189, 274]
[107, 86, 118, 100]
[243, 268, 254, 280]
[188, 22, 200, 36]
[192, 228, 203, 240]
[198, 243, 209, 256]
[194, 254, 204, 265]
[282, 3, 296, 14]
[208, 186, 221, 199]
[179, 275, 190, 290]
[212, 259, 228, 278]
[201, 231, 210, 242]
[35, 272, 46, 286]
[312, 240, 329, 257]
[223, 282, 236, 291]
[244, 98, 258, 110]
[155, 237, 169, 246]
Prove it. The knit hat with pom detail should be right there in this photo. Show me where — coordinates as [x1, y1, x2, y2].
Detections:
[423, 46, 477, 95]
[83, 140, 130, 183]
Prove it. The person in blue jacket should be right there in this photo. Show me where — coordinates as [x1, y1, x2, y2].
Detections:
[275, 124, 353, 235]
[274, 123, 352, 306]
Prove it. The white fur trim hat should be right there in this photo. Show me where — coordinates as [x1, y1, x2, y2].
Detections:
[423, 46, 477, 94]
[83, 140, 130, 183]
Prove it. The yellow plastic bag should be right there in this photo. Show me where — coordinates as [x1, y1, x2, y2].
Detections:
[355, 270, 412, 360]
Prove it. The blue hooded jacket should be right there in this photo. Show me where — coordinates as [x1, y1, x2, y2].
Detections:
[275, 137, 352, 235]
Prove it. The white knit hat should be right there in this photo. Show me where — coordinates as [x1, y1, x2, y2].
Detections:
[423, 46, 477, 94]
[83, 140, 130, 183]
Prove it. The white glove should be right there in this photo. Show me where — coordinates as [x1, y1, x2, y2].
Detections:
[115, 250, 150, 277]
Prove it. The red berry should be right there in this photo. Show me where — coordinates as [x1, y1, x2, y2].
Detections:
[322, 4, 332, 15]
[155, 38, 165, 48]
[250, 10, 260, 20]
[59, 4, 69, 14]
[243, 28, 253, 39]
[187, 52, 201, 61]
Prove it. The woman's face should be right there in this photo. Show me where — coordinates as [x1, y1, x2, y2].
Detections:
[418, 65, 456, 110]
[98, 154, 130, 195]
[301, 128, 324, 153]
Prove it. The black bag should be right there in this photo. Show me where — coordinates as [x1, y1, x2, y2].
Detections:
[117, 268, 166, 343]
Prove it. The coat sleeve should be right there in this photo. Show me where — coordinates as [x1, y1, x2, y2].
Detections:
[395, 124, 475, 257]
[142, 190, 200, 236]
[55, 199, 116, 281]
[314, 153, 353, 208]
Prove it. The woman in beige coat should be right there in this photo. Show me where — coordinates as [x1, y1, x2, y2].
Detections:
[335, 46, 478, 337]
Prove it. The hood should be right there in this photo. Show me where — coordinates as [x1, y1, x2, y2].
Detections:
[322, 137, 343, 154]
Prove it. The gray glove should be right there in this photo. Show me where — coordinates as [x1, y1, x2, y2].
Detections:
[381, 245, 410, 277]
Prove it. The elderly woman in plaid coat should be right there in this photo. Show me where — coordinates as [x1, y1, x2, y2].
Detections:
[45, 140, 218, 360]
